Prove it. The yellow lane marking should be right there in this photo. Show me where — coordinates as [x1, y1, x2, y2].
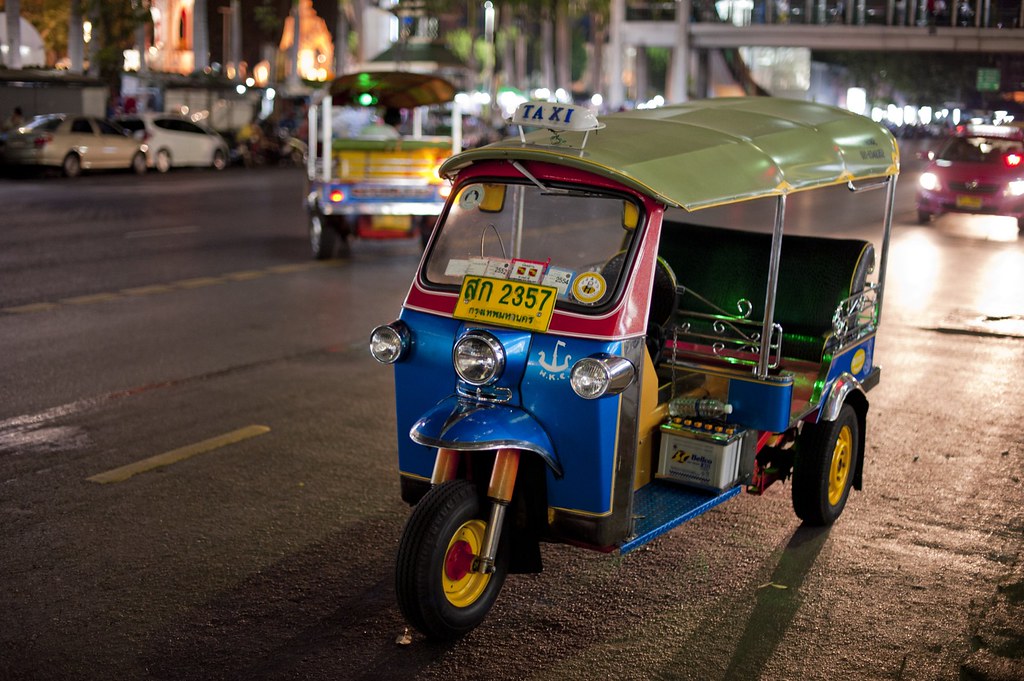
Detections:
[267, 263, 316, 274]
[86, 425, 271, 484]
[223, 270, 267, 281]
[60, 293, 122, 305]
[121, 284, 176, 296]
[3, 302, 61, 314]
[174, 276, 224, 289]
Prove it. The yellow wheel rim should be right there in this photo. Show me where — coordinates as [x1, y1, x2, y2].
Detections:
[828, 425, 853, 507]
[442, 519, 490, 608]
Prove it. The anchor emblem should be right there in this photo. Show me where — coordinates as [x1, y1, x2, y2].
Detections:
[538, 340, 572, 380]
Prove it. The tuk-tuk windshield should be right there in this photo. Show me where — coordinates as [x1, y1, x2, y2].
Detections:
[424, 181, 642, 311]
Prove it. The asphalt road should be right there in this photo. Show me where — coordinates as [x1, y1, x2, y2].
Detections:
[0, 160, 1022, 681]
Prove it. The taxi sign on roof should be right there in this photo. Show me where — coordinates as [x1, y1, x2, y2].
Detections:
[509, 101, 602, 133]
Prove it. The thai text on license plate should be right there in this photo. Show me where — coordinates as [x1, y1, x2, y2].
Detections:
[955, 195, 983, 209]
[454, 275, 557, 332]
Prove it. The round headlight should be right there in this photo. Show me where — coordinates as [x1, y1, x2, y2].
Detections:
[918, 172, 940, 192]
[453, 331, 505, 385]
[369, 323, 409, 364]
[570, 356, 635, 399]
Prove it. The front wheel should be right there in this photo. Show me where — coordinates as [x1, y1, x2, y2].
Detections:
[917, 209, 932, 225]
[395, 480, 508, 640]
[212, 149, 227, 171]
[792, 404, 860, 526]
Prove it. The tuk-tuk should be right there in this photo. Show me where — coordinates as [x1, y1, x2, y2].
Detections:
[369, 97, 899, 639]
[305, 71, 460, 258]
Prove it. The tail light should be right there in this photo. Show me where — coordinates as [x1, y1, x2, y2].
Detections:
[1004, 152, 1022, 168]
[33, 134, 52, 148]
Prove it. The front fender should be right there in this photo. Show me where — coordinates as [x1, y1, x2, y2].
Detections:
[410, 396, 562, 477]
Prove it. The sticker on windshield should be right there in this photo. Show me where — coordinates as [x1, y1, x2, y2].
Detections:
[464, 257, 511, 278]
[509, 258, 549, 284]
[458, 184, 485, 211]
[445, 259, 470, 277]
[542, 267, 575, 296]
[572, 272, 606, 304]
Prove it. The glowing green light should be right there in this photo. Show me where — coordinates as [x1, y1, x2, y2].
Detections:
[358, 93, 377, 106]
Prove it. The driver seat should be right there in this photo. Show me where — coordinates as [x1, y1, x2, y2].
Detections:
[601, 254, 678, 364]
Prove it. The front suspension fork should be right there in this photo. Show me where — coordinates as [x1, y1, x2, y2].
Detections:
[431, 447, 520, 574]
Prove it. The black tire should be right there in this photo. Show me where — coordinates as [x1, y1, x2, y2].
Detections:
[1017, 216, 1024, 232]
[62, 153, 81, 178]
[792, 404, 860, 526]
[212, 149, 227, 171]
[131, 152, 147, 175]
[917, 210, 932, 225]
[308, 214, 336, 260]
[395, 480, 508, 640]
[155, 149, 171, 173]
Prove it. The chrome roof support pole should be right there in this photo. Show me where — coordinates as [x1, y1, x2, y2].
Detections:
[757, 194, 786, 379]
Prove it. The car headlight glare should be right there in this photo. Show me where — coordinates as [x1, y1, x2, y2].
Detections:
[1008, 180, 1024, 196]
[369, 322, 410, 364]
[918, 172, 940, 192]
[570, 356, 635, 399]
[453, 331, 505, 385]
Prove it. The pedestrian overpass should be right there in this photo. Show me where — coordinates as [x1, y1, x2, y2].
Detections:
[608, 0, 1024, 108]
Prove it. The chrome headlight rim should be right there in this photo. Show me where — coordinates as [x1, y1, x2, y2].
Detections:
[369, 321, 411, 364]
[453, 330, 506, 386]
[570, 355, 635, 399]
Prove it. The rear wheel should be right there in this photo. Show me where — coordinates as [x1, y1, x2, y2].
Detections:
[792, 405, 859, 526]
[155, 149, 172, 173]
[395, 480, 508, 640]
[62, 153, 81, 178]
[212, 149, 227, 171]
[308, 214, 337, 260]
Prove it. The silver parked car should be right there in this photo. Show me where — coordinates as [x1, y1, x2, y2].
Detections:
[1, 114, 147, 177]
[115, 112, 228, 173]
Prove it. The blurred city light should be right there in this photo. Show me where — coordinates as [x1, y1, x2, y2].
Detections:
[846, 88, 866, 115]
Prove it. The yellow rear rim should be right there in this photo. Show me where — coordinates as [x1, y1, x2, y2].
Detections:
[828, 425, 853, 507]
[442, 519, 490, 608]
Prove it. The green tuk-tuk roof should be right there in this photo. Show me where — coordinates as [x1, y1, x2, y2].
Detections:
[440, 97, 900, 211]
[329, 71, 456, 109]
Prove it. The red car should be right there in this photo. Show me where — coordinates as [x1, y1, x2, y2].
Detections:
[916, 125, 1024, 229]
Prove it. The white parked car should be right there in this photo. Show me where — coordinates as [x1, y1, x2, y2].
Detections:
[115, 112, 228, 173]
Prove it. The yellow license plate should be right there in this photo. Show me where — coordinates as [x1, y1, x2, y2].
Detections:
[454, 275, 557, 332]
[371, 215, 412, 230]
[955, 195, 983, 209]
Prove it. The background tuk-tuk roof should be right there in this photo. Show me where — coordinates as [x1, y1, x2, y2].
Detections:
[328, 71, 456, 109]
[441, 97, 900, 211]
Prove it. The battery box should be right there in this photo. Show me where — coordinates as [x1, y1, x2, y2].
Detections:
[657, 418, 746, 492]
